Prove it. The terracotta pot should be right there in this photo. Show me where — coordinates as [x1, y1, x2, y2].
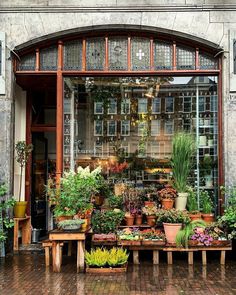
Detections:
[189, 213, 202, 221]
[188, 240, 199, 246]
[202, 213, 215, 223]
[161, 199, 174, 210]
[163, 223, 182, 244]
[144, 201, 155, 206]
[135, 215, 143, 225]
[56, 215, 73, 223]
[146, 215, 156, 227]
[14, 201, 27, 218]
[175, 192, 188, 211]
[94, 195, 105, 206]
[125, 216, 135, 226]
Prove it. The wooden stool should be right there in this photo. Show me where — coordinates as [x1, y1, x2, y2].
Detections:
[13, 216, 31, 251]
[42, 240, 64, 266]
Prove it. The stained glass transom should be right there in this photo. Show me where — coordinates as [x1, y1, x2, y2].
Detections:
[177, 46, 195, 70]
[40, 46, 58, 71]
[199, 53, 218, 70]
[154, 41, 172, 70]
[64, 40, 82, 70]
[109, 38, 128, 70]
[86, 38, 105, 71]
[131, 38, 150, 71]
[19, 53, 36, 71]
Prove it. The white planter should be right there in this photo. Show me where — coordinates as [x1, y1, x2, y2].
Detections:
[175, 192, 188, 211]
[205, 175, 213, 188]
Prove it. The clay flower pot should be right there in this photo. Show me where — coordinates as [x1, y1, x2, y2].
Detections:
[161, 199, 174, 210]
[189, 212, 202, 221]
[146, 215, 156, 227]
[201, 213, 214, 223]
[135, 215, 143, 226]
[163, 223, 182, 244]
[56, 215, 73, 223]
[125, 215, 135, 226]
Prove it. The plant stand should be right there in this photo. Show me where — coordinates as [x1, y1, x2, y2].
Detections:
[13, 216, 31, 251]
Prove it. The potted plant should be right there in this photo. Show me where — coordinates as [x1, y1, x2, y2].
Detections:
[0, 184, 15, 256]
[135, 208, 143, 226]
[205, 222, 230, 246]
[117, 228, 141, 245]
[156, 209, 190, 244]
[85, 247, 129, 273]
[58, 219, 85, 231]
[190, 227, 213, 246]
[187, 187, 202, 221]
[14, 141, 33, 218]
[200, 190, 214, 223]
[142, 204, 158, 227]
[200, 154, 213, 188]
[140, 229, 166, 246]
[158, 185, 177, 210]
[171, 133, 195, 211]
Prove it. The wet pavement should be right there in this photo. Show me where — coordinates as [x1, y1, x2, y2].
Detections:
[1, 253, 236, 295]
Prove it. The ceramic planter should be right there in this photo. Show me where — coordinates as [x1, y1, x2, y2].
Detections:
[163, 223, 182, 244]
[146, 215, 156, 227]
[161, 199, 174, 210]
[135, 215, 143, 225]
[189, 212, 202, 221]
[175, 192, 188, 211]
[14, 201, 28, 218]
[55, 215, 73, 223]
[201, 213, 214, 223]
[125, 215, 135, 226]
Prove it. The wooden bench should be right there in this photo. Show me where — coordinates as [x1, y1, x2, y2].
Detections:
[129, 246, 165, 265]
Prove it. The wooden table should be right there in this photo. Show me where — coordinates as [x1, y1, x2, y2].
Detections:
[49, 229, 89, 273]
[13, 216, 31, 251]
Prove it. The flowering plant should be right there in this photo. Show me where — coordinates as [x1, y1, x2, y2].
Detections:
[156, 209, 190, 224]
[142, 204, 158, 216]
[158, 186, 177, 200]
[190, 227, 213, 246]
[109, 161, 129, 180]
[140, 229, 165, 241]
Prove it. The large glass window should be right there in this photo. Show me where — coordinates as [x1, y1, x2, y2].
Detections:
[63, 76, 218, 209]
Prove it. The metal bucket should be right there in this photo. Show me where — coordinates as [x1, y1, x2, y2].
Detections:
[31, 228, 41, 243]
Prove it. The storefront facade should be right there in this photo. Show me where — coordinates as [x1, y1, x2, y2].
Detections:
[0, 1, 236, 231]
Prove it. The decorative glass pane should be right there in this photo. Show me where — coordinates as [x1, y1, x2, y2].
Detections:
[138, 121, 148, 136]
[199, 53, 218, 70]
[165, 97, 174, 113]
[199, 96, 206, 112]
[107, 120, 117, 136]
[121, 120, 130, 136]
[131, 38, 150, 71]
[154, 41, 172, 70]
[19, 53, 35, 71]
[138, 98, 148, 113]
[177, 46, 195, 70]
[183, 96, 192, 113]
[108, 98, 117, 114]
[121, 98, 130, 114]
[164, 120, 174, 135]
[86, 38, 105, 71]
[152, 98, 161, 113]
[210, 95, 218, 112]
[94, 102, 104, 114]
[109, 38, 128, 70]
[64, 40, 82, 70]
[151, 120, 160, 136]
[151, 142, 160, 158]
[94, 120, 103, 136]
[40, 46, 58, 71]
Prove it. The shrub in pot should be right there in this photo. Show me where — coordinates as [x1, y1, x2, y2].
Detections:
[14, 141, 33, 217]
[171, 133, 195, 211]
[156, 209, 190, 244]
[158, 185, 176, 210]
[200, 190, 214, 223]
[142, 204, 158, 227]
[187, 187, 202, 221]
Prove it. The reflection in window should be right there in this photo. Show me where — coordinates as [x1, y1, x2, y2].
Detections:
[152, 98, 161, 113]
[165, 120, 174, 135]
[94, 102, 104, 114]
[138, 98, 148, 113]
[183, 118, 191, 132]
[199, 96, 205, 112]
[210, 95, 217, 112]
[138, 121, 148, 136]
[121, 120, 130, 136]
[151, 120, 160, 136]
[108, 98, 117, 114]
[121, 143, 129, 157]
[151, 142, 160, 158]
[121, 98, 130, 114]
[183, 97, 192, 113]
[165, 97, 174, 113]
[94, 142, 103, 157]
[107, 120, 117, 136]
[94, 120, 103, 136]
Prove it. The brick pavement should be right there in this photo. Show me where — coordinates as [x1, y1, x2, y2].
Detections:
[0, 253, 236, 295]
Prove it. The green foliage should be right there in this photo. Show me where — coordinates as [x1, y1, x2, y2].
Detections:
[85, 247, 129, 267]
[200, 190, 213, 214]
[200, 154, 213, 176]
[0, 183, 15, 242]
[108, 194, 123, 209]
[187, 187, 198, 212]
[171, 133, 195, 193]
[92, 210, 124, 234]
[156, 209, 191, 225]
[175, 220, 206, 248]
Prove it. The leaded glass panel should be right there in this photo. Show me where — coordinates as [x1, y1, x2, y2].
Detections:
[64, 40, 82, 70]
[154, 41, 172, 70]
[86, 38, 105, 71]
[131, 38, 150, 71]
[199, 53, 218, 70]
[19, 53, 36, 71]
[109, 38, 128, 70]
[40, 46, 58, 71]
[177, 46, 195, 70]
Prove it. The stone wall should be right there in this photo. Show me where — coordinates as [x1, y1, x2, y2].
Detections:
[1, 1, 236, 188]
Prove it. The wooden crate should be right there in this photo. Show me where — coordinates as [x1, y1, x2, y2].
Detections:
[117, 239, 141, 246]
[142, 240, 165, 246]
[86, 263, 127, 274]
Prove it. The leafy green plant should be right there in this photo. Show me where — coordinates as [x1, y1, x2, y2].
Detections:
[15, 141, 33, 202]
[108, 194, 123, 209]
[0, 184, 15, 242]
[200, 190, 213, 214]
[85, 247, 129, 267]
[58, 219, 85, 230]
[92, 210, 124, 234]
[171, 133, 195, 193]
[187, 187, 199, 212]
[156, 209, 191, 225]
[175, 220, 206, 247]
[200, 154, 213, 176]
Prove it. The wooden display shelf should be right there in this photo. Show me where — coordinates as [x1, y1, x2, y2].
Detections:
[14, 216, 31, 251]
